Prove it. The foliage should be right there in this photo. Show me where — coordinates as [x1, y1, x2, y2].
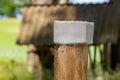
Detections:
[0, 0, 29, 17]
[0, 60, 32, 80]
[88, 64, 120, 80]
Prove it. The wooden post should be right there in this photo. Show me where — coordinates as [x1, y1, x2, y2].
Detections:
[103, 42, 111, 70]
[27, 44, 42, 80]
[53, 21, 94, 80]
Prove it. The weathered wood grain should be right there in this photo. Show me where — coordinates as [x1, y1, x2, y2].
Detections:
[54, 45, 88, 80]
[17, 4, 120, 45]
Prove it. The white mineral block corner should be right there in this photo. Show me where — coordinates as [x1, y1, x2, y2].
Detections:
[54, 21, 94, 44]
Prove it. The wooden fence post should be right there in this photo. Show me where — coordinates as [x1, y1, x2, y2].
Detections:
[53, 21, 94, 80]
[27, 45, 42, 80]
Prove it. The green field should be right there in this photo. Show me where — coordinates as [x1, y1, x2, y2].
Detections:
[0, 19, 120, 80]
[0, 18, 27, 61]
[0, 18, 32, 80]
[0, 18, 100, 80]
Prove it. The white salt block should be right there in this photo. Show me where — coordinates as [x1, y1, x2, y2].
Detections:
[54, 21, 94, 44]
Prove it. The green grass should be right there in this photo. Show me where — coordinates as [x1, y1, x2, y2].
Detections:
[0, 18, 105, 80]
[0, 60, 32, 80]
[0, 18, 27, 61]
[0, 18, 31, 80]
[0, 18, 120, 80]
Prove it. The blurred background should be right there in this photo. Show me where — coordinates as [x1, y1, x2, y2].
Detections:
[0, 0, 120, 80]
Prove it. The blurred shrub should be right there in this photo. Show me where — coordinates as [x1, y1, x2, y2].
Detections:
[0, 59, 32, 80]
[88, 64, 120, 80]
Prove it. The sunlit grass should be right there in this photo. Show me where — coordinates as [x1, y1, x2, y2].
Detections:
[0, 18, 120, 80]
[0, 18, 27, 61]
[0, 60, 32, 80]
[0, 18, 29, 80]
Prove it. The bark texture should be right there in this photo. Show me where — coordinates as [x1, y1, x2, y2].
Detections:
[54, 45, 88, 80]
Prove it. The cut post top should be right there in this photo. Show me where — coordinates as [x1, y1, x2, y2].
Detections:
[54, 21, 94, 45]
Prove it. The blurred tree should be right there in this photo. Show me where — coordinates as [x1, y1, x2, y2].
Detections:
[0, 0, 29, 17]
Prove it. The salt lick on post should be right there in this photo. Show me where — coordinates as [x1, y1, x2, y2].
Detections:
[54, 21, 94, 80]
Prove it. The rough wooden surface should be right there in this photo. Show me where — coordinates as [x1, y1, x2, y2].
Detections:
[17, 4, 120, 45]
[54, 45, 88, 80]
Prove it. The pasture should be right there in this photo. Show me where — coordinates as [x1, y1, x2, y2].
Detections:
[0, 19, 120, 80]
[0, 19, 32, 80]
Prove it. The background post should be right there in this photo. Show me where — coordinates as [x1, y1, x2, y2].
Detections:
[53, 21, 94, 80]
